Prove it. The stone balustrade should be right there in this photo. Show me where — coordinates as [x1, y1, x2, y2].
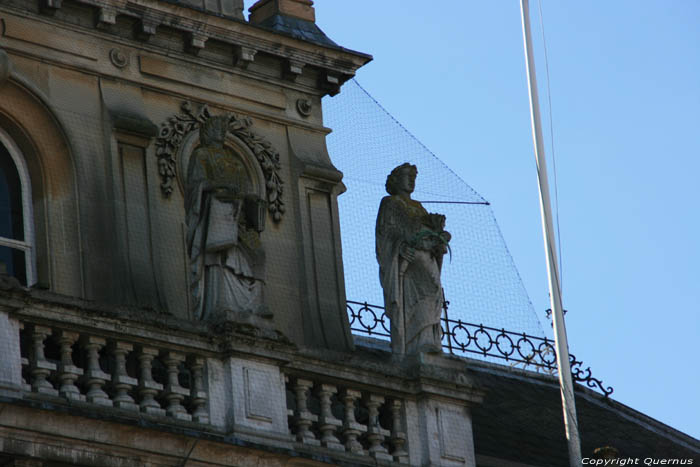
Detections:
[0, 301, 484, 466]
[284, 374, 410, 464]
[17, 321, 210, 424]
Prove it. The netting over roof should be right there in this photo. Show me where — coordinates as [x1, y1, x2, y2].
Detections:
[324, 80, 546, 339]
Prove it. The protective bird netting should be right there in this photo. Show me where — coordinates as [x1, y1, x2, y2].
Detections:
[324, 79, 547, 342]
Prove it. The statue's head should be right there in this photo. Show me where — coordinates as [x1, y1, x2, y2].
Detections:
[385, 163, 418, 195]
[200, 116, 229, 146]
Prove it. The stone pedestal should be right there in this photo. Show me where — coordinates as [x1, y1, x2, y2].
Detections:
[208, 356, 292, 447]
[404, 353, 485, 467]
[0, 311, 23, 397]
[413, 400, 477, 467]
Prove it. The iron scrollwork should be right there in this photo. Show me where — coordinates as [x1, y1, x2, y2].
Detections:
[442, 319, 558, 371]
[569, 353, 614, 397]
[347, 300, 390, 337]
[347, 299, 613, 398]
[156, 102, 285, 222]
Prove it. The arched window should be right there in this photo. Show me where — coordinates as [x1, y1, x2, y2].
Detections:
[0, 128, 35, 286]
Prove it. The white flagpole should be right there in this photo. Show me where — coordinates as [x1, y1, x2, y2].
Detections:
[519, 1, 582, 465]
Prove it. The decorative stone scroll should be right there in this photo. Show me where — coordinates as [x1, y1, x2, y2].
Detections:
[156, 102, 285, 222]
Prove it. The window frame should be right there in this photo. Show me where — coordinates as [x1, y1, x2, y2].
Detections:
[0, 127, 36, 286]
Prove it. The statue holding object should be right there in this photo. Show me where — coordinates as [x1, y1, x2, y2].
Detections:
[184, 115, 268, 321]
[376, 163, 451, 355]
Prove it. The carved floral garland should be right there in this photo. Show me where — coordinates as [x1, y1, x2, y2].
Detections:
[156, 102, 285, 222]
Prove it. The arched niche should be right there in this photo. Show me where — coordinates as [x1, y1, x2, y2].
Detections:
[155, 103, 285, 222]
[175, 129, 267, 202]
[175, 125, 270, 319]
[0, 77, 81, 296]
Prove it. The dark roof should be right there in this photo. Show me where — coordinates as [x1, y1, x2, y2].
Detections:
[469, 362, 700, 465]
[353, 337, 699, 464]
[253, 14, 338, 48]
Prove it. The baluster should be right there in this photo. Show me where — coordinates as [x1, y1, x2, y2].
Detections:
[20, 356, 30, 391]
[188, 356, 209, 424]
[56, 330, 83, 401]
[29, 325, 57, 396]
[316, 384, 343, 451]
[341, 389, 365, 454]
[137, 347, 165, 416]
[364, 394, 392, 460]
[293, 378, 319, 446]
[390, 399, 409, 463]
[82, 336, 112, 406]
[19, 322, 30, 391]
[111, 342, 138, 411]
[162, 351, 191, 421]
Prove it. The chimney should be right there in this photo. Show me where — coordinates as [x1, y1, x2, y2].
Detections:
[249, 0, 316, 25]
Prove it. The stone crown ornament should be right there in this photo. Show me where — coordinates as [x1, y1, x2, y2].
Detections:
[156, 102, 285, 222]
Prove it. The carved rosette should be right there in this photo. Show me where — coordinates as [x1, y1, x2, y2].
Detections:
[156, 102, 285, 222]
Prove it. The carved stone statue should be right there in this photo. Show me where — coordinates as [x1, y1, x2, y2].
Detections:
[376, 163, 451, 355]
[185, 116, 267, 321]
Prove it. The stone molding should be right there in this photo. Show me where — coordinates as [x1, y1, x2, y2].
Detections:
[0, 11, 355, 132]
[12, 0, 371, 95]
[0, 49, 13, 86]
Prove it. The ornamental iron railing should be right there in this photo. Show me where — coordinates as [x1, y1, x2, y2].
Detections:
[346, 299, 613, 397]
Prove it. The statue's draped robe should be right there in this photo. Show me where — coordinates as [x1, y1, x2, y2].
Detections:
[185, 146, 261, 320]
[376, 195, 443, 354]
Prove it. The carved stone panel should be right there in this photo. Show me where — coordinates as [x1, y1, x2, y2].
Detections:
[438, 407, 468, 462]
[244, 367, 275, 422]
[117, 141, 162, 311]
[0, 311, 22, 397]
[298, 183, 354, 351]
[226, 358, 290, 441]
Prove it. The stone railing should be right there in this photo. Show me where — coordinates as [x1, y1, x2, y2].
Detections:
[18, 321, 210, 424]
[285, 374, 409, 463]
[0, 294, 484, 466]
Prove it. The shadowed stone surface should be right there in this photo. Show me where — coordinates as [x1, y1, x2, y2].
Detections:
[168, 0, 244, 19]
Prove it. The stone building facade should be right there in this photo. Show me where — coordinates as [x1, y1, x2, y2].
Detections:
[0, 1, 697, 466]
[0, 1, 487, 465]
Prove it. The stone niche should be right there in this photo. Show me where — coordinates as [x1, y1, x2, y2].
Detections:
[144, 100, 355, 351]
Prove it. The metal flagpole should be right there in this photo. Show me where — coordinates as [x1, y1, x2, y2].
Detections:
[519, 1, 582, 465]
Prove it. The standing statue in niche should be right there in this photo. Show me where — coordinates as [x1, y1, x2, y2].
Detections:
[185, 116, 268, 321]
[376, 163, 451, 355]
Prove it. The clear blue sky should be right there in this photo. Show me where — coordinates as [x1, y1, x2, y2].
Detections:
[247, 1, 700, 439]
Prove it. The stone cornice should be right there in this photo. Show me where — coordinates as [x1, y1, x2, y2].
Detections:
[29, 0, 371, 95]
[1, 12, 339, 134]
